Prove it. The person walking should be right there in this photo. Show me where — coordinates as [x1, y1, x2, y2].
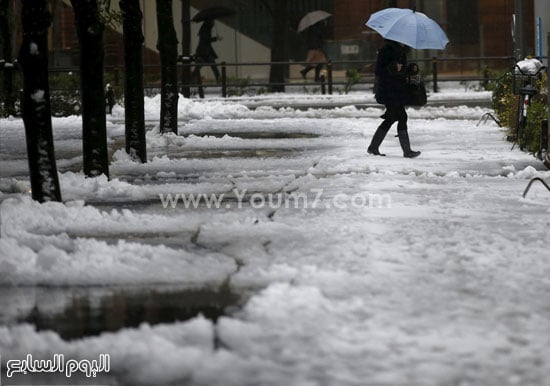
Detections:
[300, 23, 327, 82]
[192, 19, 221, 83]
[105, 83, 115, 114]
[368, 40, 421, 158]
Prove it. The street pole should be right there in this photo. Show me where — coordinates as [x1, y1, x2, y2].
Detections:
[514, 0, 524, 59]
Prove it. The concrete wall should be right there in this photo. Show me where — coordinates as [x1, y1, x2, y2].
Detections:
[61, 0, 270, 79]
[187, 12, 270, 80]
[111, 1, 270, 80]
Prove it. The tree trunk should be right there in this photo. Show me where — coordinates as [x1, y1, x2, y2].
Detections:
[20, 0, 62, 202]
[269, 0, 288, 93]
[0, 0, 16, 117]
[51, 0, 63, 66]
[156, 0, 179, 134]
[180, 0, 191, 98]
[547, 33, 550, 155]
[70, 0, 110, 178]
[120, 0, 147, 163]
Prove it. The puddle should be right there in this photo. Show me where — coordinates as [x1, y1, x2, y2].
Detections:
[63, 230, 197, 247]
[17, 284, 244, 341]
[181, 131, 319, 139]
[148, 147, 306, 159]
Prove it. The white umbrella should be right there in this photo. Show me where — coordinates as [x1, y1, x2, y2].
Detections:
[366, 8, 449, 50]
[297, 10, 332, 33]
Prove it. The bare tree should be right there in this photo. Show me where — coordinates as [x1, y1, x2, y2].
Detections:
[120, 0, 146, 162]
[20, 0, 62, 202]
[0, 0, 16, 116]
[156, 0, 179, 134]
[261, 0, 289, 92]
[70, 0, 110, 178]
[180, 0, 191, 98]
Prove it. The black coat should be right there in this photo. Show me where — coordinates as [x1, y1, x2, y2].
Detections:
[374, 41, 409, 106]
[304, 25, 324, 50]
[195, 21, 218, 60]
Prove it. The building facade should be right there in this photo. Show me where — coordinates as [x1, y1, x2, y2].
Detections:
[3, 0, 545, 81]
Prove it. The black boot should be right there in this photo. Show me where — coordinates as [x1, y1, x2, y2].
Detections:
[368, 121, 392, 156]
[314, 65, 323, 82]
[398, 130, 421, 158]
[301, 66, 312, 79]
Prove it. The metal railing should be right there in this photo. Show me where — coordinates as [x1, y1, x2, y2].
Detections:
[1, 55, 544, 109]
[173, 56, 525, 97]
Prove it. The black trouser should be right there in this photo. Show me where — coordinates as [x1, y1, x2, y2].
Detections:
[370, 105, 419, 156]
[192, 56, 220, 82]
[380, 105, 408, 133]
[301, 64, 324, 81]
[369, 105, 407, 149]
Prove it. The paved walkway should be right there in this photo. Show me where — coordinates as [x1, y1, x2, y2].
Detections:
[1, 95, 549, 386]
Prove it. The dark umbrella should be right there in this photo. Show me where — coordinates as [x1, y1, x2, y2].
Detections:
[191, 7, 235, 22]
[297, 10, 332, 33]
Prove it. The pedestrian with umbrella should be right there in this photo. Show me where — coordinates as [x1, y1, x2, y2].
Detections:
[365, 8, 449, 158]
[191, 7, 234, 83]
[192, 19, 221, 83]
[297, 10, 331, 81]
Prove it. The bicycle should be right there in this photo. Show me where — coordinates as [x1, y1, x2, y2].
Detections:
[512, 61, 546, 150]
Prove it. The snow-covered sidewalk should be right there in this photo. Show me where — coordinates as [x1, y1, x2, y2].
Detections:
[1, 90, 549, 386]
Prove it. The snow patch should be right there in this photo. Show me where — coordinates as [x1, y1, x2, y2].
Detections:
[31, 90, 45, 103]
[29, 42, 39, 55]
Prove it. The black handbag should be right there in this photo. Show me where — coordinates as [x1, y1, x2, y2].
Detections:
[406, 75, 427, 106]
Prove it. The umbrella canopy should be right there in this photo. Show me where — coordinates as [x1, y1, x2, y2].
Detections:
[192, 7, 235, 22]
[366, 8, 449, 50]
[297, 10, 332, 33]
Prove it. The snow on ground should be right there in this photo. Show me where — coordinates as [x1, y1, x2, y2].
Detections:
[0, 88, 549, 386]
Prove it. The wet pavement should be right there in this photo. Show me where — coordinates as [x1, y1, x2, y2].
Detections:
[17, 284, 244, 341]
[0, 93, 497, 343]
[0, 116, 334, 342]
